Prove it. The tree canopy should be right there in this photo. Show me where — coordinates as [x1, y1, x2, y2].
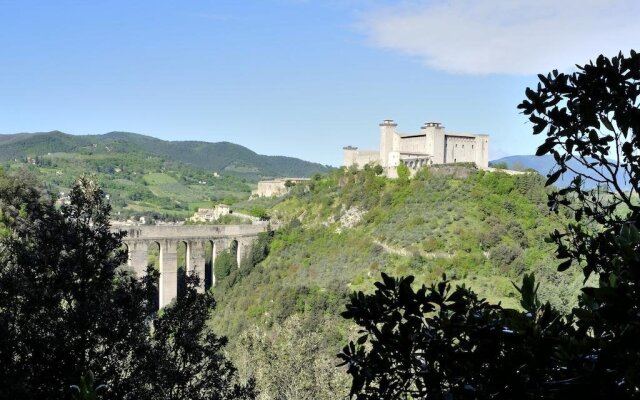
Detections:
[0, 173, 254, 399]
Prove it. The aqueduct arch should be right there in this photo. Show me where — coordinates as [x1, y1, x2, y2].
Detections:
[118, 224, 269, 308]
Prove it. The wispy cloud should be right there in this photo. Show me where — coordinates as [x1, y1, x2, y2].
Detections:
[358, 0, 640, 74]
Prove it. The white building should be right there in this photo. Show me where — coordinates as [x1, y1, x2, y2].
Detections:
[189, 204, 231, 223]
[344, 120, 489, 178]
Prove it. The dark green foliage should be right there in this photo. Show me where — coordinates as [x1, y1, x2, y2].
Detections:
[0, 174, 145, 399]
[518, 50, 640, 398]
[216, 230, 275, 292]
[239, 229, 274, 272]
[69, 371, 106, 400]
[0, 172, 253, 399]
[143, 274, 256, 400]
[339, 273, 563, 399]
[518, 50, 640, 279]
[214, 249, 237, 281]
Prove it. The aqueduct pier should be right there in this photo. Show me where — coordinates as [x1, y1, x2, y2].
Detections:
[117, 224, 269, 308]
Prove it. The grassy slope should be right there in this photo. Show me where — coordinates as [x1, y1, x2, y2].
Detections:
[209, 166, 585, 396]
[2, 152, 252, 218]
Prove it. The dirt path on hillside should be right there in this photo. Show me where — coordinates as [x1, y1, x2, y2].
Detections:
[372, 240, 453, 259]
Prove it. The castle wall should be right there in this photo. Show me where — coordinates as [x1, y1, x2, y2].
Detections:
[255, 180, 287, 197]
[399, 135, 427, 154]
[252, 178, 311, 197]
[353, 151, 380, 166]
[444, 135, 478, 164]
[343, 147, 358, 167]
[344, 148, 380, 168]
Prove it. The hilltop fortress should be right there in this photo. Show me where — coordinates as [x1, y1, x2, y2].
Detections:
[344, 120, 489, 178]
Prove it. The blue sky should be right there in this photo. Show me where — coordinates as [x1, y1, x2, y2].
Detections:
[0, 0, 637, 166]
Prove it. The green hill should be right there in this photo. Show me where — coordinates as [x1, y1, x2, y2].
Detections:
[210, 165, 584, 398]
[0, 131, 332, 179]
[0, 131, 332, 219]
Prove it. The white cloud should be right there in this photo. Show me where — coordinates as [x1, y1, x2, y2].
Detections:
[358, 0, 640, 74]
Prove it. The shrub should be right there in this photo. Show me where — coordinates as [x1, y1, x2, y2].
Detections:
[490, 243, 522, 267]
[214, 249, 236, 281]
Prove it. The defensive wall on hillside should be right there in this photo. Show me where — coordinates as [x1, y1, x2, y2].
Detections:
[117, 224, 269, 308]
[252, 177, 311, 197]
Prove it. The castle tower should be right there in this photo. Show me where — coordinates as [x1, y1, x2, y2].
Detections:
[474, 135, 489, 168]
[421, 122, 445, 164]
[379, 119, 398, 169]
[343, 146, 358, 167]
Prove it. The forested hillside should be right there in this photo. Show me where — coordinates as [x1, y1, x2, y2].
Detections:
[0, 131, 331, 179]
[0, 131, 332, 218]
[211, 165, 584, 399]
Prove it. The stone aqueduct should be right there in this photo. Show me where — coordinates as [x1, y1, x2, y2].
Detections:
[118, 224, 269, 308]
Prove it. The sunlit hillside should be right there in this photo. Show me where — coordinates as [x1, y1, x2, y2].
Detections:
[211, 165, 585, 398]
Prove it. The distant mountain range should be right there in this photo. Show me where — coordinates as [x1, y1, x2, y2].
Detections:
[491, 154, 630, 189]
[0, 131, 332, 179]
